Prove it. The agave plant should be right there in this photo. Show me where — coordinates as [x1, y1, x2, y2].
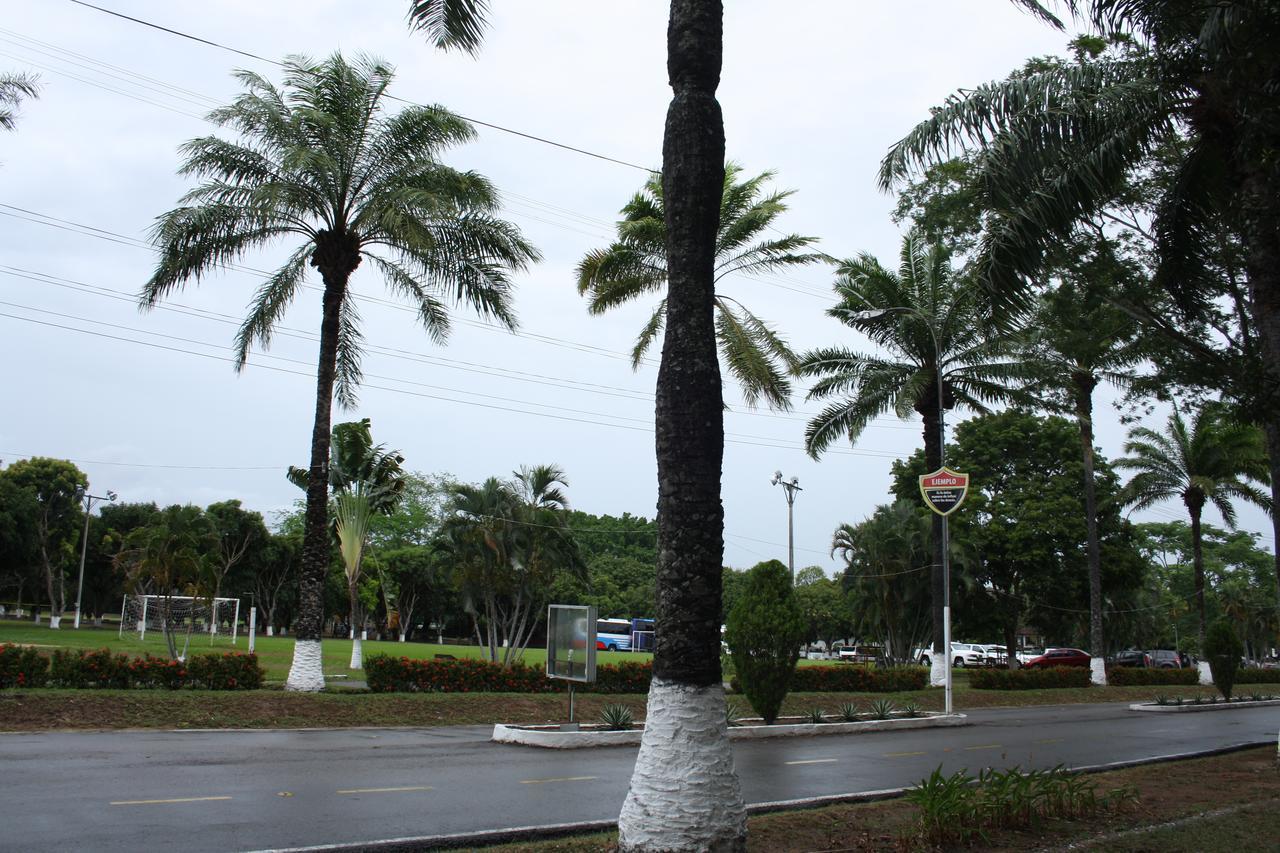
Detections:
[838, 701, 861, 722]
[899, 701, 923, 718]
[598, 703, 635, 731]
[725, 700, 745, 728]
[1153, 695, 1171, 706]
[805, 707, 827, 724]
[869, 698, 897, 720]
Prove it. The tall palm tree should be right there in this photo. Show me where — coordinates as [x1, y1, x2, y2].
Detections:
[144, 53, 538, 692]
[0, 71, 38, 132]
[1116, 405, 1271, 651]
[1026, 273, 1144, 679]
[879, 1, 1280, 622]
[799, 233, 1029, 677]
[403, 2, 748, 847]
[577, 163, 822, 410]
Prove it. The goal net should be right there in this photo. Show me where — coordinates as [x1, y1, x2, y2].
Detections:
[118, 595, 241, 648]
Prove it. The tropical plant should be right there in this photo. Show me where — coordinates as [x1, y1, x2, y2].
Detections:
[599, 703, 636, 731]
[1203, 618, 1244, 700]
[899, 701, 923, 718]
[838, 701, 861, 722]
[0, 71, 38, 132]
[800, 233, 1029, 668]
[868, 698, 897, 720]
[724, 560, 806, 725]
[804, 707, 826, 724]
[144, 53, 537, 691]
[1116, 404, 1270, 651]
[577, 163, 822, 410]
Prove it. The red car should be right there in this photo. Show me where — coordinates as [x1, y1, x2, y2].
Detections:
[1023, 648, 1091, 669]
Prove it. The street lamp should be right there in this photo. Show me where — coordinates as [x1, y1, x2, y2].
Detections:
[770, 470, 802, 582]
[73, 487, 117, 630]
[848, 306, 953, 715]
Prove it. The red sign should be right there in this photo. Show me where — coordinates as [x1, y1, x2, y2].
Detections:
[919, 467, 970, 516]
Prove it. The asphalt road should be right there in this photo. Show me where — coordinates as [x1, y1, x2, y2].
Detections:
[0, 702, 1275, 852]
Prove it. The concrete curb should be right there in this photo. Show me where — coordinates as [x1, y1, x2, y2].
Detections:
[1129, 697, 1280, 713]
[244, 740, 1274, 852]
[492, 712, 968, 748]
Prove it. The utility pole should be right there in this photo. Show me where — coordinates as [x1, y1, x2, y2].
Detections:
[74, 488, 117, 629]
[770, 471, 801, 582]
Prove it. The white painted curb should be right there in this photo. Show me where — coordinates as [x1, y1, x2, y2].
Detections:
[492, 712, 968, 749]
[1129, 698, 1280, 713]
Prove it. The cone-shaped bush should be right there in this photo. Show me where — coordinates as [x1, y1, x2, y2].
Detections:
[725, 559, 805, 724]
[1203, 618, 1243, 700]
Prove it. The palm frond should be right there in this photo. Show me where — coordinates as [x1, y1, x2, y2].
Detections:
[406, 0, 491, 56]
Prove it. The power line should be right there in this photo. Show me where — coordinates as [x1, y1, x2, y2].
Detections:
[64, 0, 657, 173]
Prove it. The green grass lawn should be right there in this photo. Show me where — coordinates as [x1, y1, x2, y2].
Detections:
[0, 620, 650, 681]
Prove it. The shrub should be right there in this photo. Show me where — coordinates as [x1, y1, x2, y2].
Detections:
[7, 647, 261, 691]
[597, 703, 635, 731]
[127, 655, 188, 690]
[724, 559, 806, 724]
[1203, 620, 1243, 700]
[49, 647, 131, 688]
[1106, 667, 1198, 687]
[969, 666, 1091, 690]
[0, 643, 49, 688]
[363, 655, 652, 694]
[788, 664, 927, 693]
[185, 653, 264, 690]
[1236, 667, 1280, 684]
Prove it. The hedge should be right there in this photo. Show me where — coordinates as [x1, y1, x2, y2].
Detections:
[787, 664, 928, 693]
[0, 645, 263, 690]
[1237, 667, 1280, 684]
[1106, 667, 1198, 687]
[364, 655, 653, 693]
[969, 666, 1092, 690]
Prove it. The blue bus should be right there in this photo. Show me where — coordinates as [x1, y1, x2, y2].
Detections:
[630, 618, 655, 652]
[596, 617, 632, 651]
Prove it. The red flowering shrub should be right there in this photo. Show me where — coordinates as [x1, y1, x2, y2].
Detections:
[746, 664, 927, 694]
[0, 643, 49, 688]
[49, 647, 131, 688]
[1106, 666, 1197, 687]
[365, 655, 653, 694]
[969, 666, 1091, 690]
[185, 653, 264, 690]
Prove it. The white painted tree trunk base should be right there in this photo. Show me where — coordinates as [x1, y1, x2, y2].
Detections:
[929, 656, 947, 687]
[266, 626, 274, 637]
[1090, 657, 1107, 686]
[350, 638, 363, 670]
[617, 678, 746, 852]
[284, 639, 325, 692]
[48, 616, 61, 630]
[399, 635, 407, 643]
[1197, 660, 1213, 686]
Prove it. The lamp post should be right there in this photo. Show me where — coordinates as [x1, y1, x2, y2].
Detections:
[848, 306, 953, 716]
[73, 487, 117, 629]
[770, 471, 802, 582]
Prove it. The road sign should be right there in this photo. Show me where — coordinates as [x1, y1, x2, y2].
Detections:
[919, 467, 970, 516]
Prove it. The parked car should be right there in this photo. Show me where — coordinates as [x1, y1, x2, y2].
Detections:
[1016, 648, 1044, 665]
[1146, 649, 1182, 669]
[835, 644, 884, 665]
[978, 645, 1009, 667]
[1108, 650, 1153, 668]
[917, 643, 986, 667]
[1023, 648, 1091, 669]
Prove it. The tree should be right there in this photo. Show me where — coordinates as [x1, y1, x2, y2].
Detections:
[380, 544, 451, 642]
[204, 500, 268, 605]
[115, 505, 216, 661]
[724, 560, 804, 724]
[0, 71, 38, 132]
[1203, 618, 1244, 700]
[1116, 404, 1271, 651]
[577, 163, 821, 410]
[799, 233, 1028, 677]
[793, 566, 850, 651]
[833, 502, 934, 665]
[255, 531, 299, 636]
[144, 54, 537, 691]
[0, 458, 88, 629]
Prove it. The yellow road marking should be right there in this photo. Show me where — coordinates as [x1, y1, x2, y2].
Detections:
[110, 796, 231, 806]
[1033, 738, 1063, 745]
[785, 758, 838, 766]
[336, 786, 433, 795]
[885, 751, 927, 758]
[520, 776, 597, 785]
[963, 744, 1002, 751]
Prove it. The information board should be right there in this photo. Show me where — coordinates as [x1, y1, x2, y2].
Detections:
[546, 604, 597, 683]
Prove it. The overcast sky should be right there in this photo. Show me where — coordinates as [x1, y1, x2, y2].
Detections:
[2, 1, 1271, 576]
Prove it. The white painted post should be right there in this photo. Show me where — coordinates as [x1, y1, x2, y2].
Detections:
[247, 606, 256, 654]
[231, 599, 240, 645]
[117, 597, 127, 639]
[943, 606, 953, 715]
[139, 596, 147, 641]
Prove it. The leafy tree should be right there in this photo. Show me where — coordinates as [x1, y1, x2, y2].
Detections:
[379, 544, 453, 642]
[255, 531, 300, 636]
[1116, 405, 1271, 651]
[367, 471, 457, 550]
[799, 233, 1028, 665]
[0, 474, 39, 614]
[724, 560, 805, 724]
[0, 71, 38, 132]
[204, 500, 268, 605]
[577, 163, 821, 409]
[833, 502, 934, 665]
[115, 505, 216, 661]
[793, 566, 851, 651]
[1203, 618, 1244, 700]
[0, 458, 88, 629]
[144, 53, 538, 692]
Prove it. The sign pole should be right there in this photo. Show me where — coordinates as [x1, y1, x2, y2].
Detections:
[919, 466, 969, 717]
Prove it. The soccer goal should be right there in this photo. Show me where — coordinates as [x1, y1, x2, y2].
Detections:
[118, 594, 241, 648]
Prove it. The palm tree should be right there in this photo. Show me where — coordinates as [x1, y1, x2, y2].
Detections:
[1116, 405, 1271, 652]
[144, 54, 537, 692]
[798, 233, 1028, 677]
[289, 419, 406, 670]
[879, 2, 1280, 625]
[402, 2, 748, 847]
[0, 71, 38, 132]
[577, 163, 822, 410]
[1026, 273, 1144, 680]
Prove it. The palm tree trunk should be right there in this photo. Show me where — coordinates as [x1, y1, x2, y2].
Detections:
[1263, 420, 1280, 632]
[1073, 372, 1106, 684]
[1189, 501, 1207, 653]
[285, 239, 356, 692]
[618, 2, 745, 849]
